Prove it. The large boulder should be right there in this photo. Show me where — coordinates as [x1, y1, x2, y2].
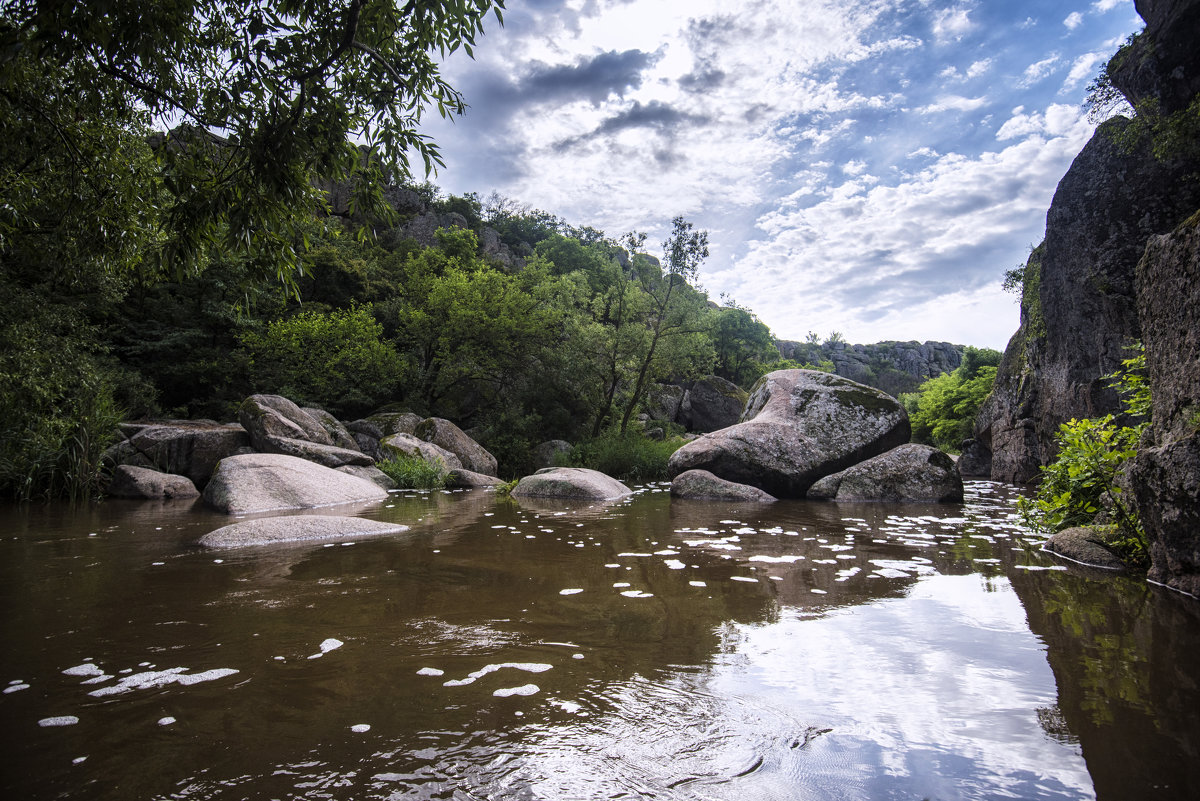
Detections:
[955, 438, 992, 478]
[238, 394, 332, 450]
[681, 375, 748, 433]
[114, 421, 250, 487]
[202, 453, 388, 514]
[414, 417, 497, 476]
[644, 384, 686, 425]
[335, 464, 398, 490]
[670, 469, 776, 502]
[445, 468, 507, 489]
[198, 515, 408, 549]
[510, 467, 632, 501]
[806, 444, 963, 502]
[380, 433, 463, 471]
[302, 407, 360, 451]
[667, 370, 910, 498]
[348, 411, 422, 440]
[106, 465, 200, 499]
[1131, 215, 1200, 596]
[532, 440, 572, 469]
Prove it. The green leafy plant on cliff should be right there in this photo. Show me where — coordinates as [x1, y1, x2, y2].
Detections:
[1018, 343, 1150, 569]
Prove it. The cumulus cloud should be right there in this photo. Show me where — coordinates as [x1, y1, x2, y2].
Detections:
[1019, 55, 1062, 87]
[1064, 12, 1085, 30]
[1092, 0, 1124, 11]
[933, 5, 975, 43]
[1062, 51, 1108, 91]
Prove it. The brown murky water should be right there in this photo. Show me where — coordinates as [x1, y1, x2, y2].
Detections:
[1, 482, 1198, 800]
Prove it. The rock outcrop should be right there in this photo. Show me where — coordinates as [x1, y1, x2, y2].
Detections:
[510, 467, 632, 501]
[380, 433, 463, 471]
[670, 469, 776, 502]
[202, 453, 388, 514]
[1130, 214, 1200, 596]
[775, 340, 963, 396]
[666, 370, 910, 498]
[806, 444, 963, 503]
[198, 515, 408, 549]
[1043, 527, 1127, 571]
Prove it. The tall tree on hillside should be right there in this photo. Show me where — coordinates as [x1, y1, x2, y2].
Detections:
[618, 216, 711, 433]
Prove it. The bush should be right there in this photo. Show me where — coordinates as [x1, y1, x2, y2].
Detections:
[241, 305, 405, 418]
[901, 347, 1001, 452]
[1018, 343, 1149, 569]
[558, 431, 685, 482]
[377, 453, 448, 490]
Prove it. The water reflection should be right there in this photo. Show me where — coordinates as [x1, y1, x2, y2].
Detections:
[0, 482, 1198, 799]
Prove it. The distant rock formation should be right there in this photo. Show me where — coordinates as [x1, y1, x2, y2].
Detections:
[775, 339, 963, 397]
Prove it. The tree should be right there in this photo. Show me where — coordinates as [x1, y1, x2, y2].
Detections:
[1, 0, 506, 283]
[901, 347, 1001, 451]
[618, 217, 712, 433]
[711, 303, 777, 387]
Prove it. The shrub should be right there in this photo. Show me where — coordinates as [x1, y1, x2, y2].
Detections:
[558, 431, 685, 482]
[377, 453, 448, 490]
[1018, 343, 1149, 569]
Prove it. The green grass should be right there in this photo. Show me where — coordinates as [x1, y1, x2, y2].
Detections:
[377, 453, 448, 490]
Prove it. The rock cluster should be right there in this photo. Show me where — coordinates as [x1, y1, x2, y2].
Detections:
[643, 374, 748, 433]
[666, 369, 960, 502]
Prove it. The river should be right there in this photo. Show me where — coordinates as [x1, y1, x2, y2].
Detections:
[1, 481, 1198, 800]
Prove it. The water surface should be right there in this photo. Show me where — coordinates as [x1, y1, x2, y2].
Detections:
[1, 482, 1198, 800]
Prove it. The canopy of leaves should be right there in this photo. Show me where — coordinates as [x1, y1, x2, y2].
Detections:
[901, 346, 1001, 452]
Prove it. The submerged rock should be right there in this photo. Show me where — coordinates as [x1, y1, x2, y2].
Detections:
[1044, 527, 1127, 571]
[511, 467, 631, 501]
[198, 515, 408, 548]
[667, 369, 910, 498]
[670, 469, 776, 502]
[202, 453, 388, 514]
[806, 444, 963, 502]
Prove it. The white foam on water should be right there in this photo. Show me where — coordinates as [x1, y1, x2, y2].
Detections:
[719, 520, 742, 525]
[653, 549, 679, 556]
[443, 662, 553, 687]
[613, 582, 631, 588]
[550, 698, 583, 713]
[307, 638, 344, 659]
[351, 723, 371, 733]
[416, 667, 445, 676]
[63, 664, 105, 678]
[573, 653, 584, 659]
[689, 580, 707, 587]
[810, 589, 828, 595]
[87, 667, 239, 697]
[616, 552, 652, 557]
[1014, 564, 1068, 571]
[72, 757, 87, 764]
[38, 716, 79, 727]
[730, 576, 758, 583]
[493, 684, 539, 697]
[158, 717, 176, 726]
[748, 555, 804, 563]
[663, 560, 686, 570]
[619, 590, 654, 598]
[4, 683, 29, 694]
[559, 588, 584, 595]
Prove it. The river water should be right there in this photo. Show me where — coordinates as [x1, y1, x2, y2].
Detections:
[1, 481, 1198, 800]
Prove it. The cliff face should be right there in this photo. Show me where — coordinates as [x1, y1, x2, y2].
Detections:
[975, 1, 1200, 484]
[976, 118, 1200, 481]
[1131, 216, 1200, 597]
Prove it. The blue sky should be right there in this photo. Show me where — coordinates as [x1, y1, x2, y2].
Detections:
[419, 0, 1143, 348]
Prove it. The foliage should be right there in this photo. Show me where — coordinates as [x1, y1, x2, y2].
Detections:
[710, 303, 778, 387]
[900, 347, 1001, 452]
[1018, 343, 1150, 569]
[377, 453, 448, 490]
[241, 305, 404, 418]
[559, 432, 685, 482]
[0, 292, 125, 501]
[1, 0, 505, 283]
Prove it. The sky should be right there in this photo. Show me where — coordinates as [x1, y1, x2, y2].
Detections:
[418, 0, 1144, 349]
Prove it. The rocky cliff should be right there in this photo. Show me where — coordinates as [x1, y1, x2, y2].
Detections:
[977, 0, 1200, 594]
[775, 339, 962, 397]
[974, 0, 1200, 484]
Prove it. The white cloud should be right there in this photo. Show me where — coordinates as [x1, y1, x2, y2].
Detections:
[1019, 55, 1061, 87]
[1062, 51, 1108, 91]
[1093, 0, 1124, 12]
[918, 94, 988, 114]
[1064, 12, 1085, 30]
[966, 59, 993, 79]
[933, 5, 975, 43]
